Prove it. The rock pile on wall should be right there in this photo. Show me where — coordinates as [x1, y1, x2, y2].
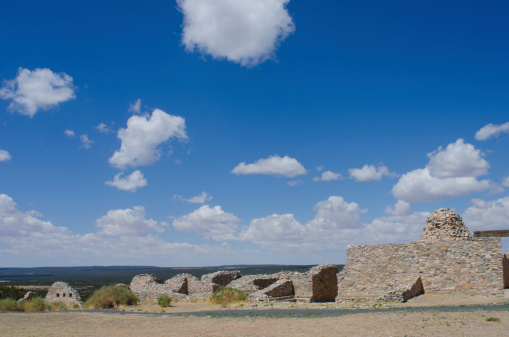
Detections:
[421, 208, 472, 241]
[45, 282, 82, 306]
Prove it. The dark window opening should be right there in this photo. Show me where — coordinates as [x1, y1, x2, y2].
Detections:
[63, 293, 66, 297]
[69, 293, 72, 297]
[56, 293, 60, 297]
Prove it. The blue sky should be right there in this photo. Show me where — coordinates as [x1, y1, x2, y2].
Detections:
[1, 0, 508, 267]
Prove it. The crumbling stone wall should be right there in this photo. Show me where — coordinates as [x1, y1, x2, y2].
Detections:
[228, 274, 281, 294]
[130, 271, 243, 303]
[130, 274, 189, 303]
[337, 238, 504, 301]
[503, 253, 509, 289]
[292, 264, 339, 302]
[45, 282, 82, 306]
[249, 277, 295, 303]
[201, 270, 242, 287]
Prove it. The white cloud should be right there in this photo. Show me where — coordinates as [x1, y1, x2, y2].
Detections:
[0, 194, 69, 237]
[384, 200, 412, 215]
[240, 195, 431, 250]
[307, 196, 367, 231]
[96, 206, 164, 237]
[503, 177, 509, 187]
[128, 98, 142, 114]
[364, 211, 430, 244]
[80, 134, 93, 149]
[392, 139, 492, 203]
[64, 129, 75, 138]
[475, 122, 509, 141]
[232, 155, 306, 178]
[173, 205, 241, 241]
[177, 0, 295, 66]
[174, 191, 212, 204]
[314, 170, 342, 182]
[0, 150, 11, 162]
[463, 197, 509, 231]
[242, 214, 306, 246]
[95, 123, 112, 133]
[0, 68, 75, 117]
[392, 168, 491, 203]
[427, 139, 489, 178]
[349, 164, 396, 182]
[105, 171, 148, 192]
[108, 109, 188, 169]
[0, 193, 238, 265]
[241, 196, 367, 248]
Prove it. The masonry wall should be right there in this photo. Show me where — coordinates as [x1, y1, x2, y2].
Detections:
[337, 238, 504, 300]
[503, 253, 509, 289]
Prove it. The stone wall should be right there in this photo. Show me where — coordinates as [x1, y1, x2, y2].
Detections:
[503, 253, 509, 289]
[292, 264, 339, 303]
[130, 274, 189, 303]
[45, 282, 82, 306]
[337, 238, 504, 301]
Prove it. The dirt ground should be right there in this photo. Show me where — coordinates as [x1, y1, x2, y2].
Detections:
[1, 294, 508, 336]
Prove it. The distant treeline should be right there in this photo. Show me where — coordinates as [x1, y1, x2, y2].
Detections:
[0, 286, 47, 300]
[0, 265, 344, 288]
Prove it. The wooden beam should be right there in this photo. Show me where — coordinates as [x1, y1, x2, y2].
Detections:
[474, 230, 509, 238]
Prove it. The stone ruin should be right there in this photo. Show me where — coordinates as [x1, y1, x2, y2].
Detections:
[421, 208, 472, 241]
[17, 291, 38, 304]
[130, 265, 340, 304]
[40, 208, 505, 307]
[129, 270, 244, 303]
[130, 208, 508, 304]
[336, 208, 508, 302]
[45, 281, 82, 307]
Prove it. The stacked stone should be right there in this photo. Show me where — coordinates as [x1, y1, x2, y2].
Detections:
[421, 208, 472, 242]
[45, 282, 82, 306]
[228, 272, 286, 294]
[129, 274, 189, 303]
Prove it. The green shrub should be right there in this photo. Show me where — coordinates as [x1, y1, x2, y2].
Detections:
[209, 287, 248, 306]
[486, 317, 501, 322]
[157, 294, 172, 307]
[0, 298, 21, 311]
[85, 285, 139, 309]
[48, 301, 68, 311]
[22, 297, 47, 311]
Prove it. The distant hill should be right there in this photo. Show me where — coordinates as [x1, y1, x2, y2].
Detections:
[0, 264, 344, 287]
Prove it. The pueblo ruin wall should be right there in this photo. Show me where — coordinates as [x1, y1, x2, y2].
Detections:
[337, 238, 503, 301]
[337, 208, 506, 301]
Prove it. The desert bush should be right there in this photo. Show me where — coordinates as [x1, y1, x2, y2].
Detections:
[209, 287, 248, 306]
[85, 285, 139, 309]
[0, 298, 21, 311]
[48, 301, 68, 311]
[22, 297, 47, 311]
[486, 317, 501, 322]
[157, 294, 172, 307]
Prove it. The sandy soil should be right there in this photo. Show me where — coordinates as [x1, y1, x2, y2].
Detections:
[1, 294, 508, 336]
[1, 310, 508, 336]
